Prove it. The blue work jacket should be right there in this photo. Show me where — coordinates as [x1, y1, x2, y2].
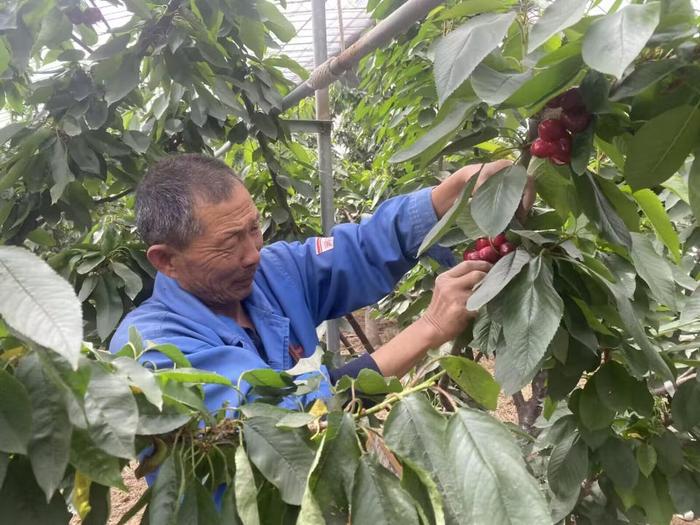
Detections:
[110, 187, 450, 411]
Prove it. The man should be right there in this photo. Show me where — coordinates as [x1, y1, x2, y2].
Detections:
[110, 154, 515, 410]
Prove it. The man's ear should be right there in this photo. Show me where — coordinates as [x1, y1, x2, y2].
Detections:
[146, 244, 178, 278]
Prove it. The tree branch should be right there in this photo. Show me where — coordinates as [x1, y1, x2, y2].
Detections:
[93, 188, 134, 204]
[344, 313, 375, 354]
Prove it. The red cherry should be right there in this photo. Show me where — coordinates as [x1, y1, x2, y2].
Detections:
[551, 135, 572, 164]
[559, 88, 585, 112]
[546, 93, 564, 108]
[478, 246, 500, 263]
[491, 233, 507, 248]
[81, 7, 102, 24]
[464, 250, 481, 261]
[474, 238, 490, 250]
[530, 138, 557, 158]
[499, 242, 515, 256]
[537, 119, 567, 141]
[560, 109, 591, 133]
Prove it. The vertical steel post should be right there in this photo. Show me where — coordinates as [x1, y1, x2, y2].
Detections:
[312, 0, 340, 356]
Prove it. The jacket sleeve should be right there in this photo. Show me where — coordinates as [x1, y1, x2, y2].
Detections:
[264, 187, 451, 324]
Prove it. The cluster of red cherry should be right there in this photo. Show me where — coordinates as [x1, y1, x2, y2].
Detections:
[463, 234, 515, 263]
[530, 88, 591, 165]
[65, 6, 103, 25]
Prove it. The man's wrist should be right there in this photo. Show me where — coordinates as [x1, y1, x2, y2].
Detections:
[412, 316, 445, 349]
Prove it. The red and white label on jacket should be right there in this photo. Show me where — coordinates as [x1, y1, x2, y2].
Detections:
[314, 237, 334, 255]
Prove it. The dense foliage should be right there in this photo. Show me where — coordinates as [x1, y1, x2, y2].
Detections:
[1, 0, 700, 523]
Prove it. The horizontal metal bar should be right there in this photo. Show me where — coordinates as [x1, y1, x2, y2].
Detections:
[282, 119, 332, 134]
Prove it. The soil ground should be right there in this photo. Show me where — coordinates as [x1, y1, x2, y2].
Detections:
[73, 309, 698, 525]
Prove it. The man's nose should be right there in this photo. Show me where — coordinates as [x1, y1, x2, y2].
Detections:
[241, 235, 261, 268]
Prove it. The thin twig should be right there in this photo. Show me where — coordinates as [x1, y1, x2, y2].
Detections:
[344, 313, 375, 354]
[94, 188, 134, 204]
[71, 34, 94, 54]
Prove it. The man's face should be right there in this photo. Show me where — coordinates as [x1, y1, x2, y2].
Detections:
[168, 185, 263, 306]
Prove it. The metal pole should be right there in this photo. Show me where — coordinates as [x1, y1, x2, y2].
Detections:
[312, 0, 340, 358]
[282, 0, 444, 111]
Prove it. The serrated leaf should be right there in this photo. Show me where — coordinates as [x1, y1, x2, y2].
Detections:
[471, 164, 528, 236]
[351, 456, 420, 525]
[688, 151, 700, 221]
[633, 189, 681, 262]
[528, 0, 588, 53]
[446, 408, 551, 524]
[582, 3, 661, 79]
[15, 353, 71, 500]
[122, 130, 150, 154]
[610, 59, 683, 101]
[470, 65, 533, 105]
[390, 100, 474, 164]
[671, 380, 700, 431]
[49, 139, 74, 203]
[113, 357, 163, 410]
[0, 246, 82, 367]
[495, 257, 564, 394]
[637, 443, 657, 477]
[626, 104, 700, 190]
[149, 454, 179, 525]
[630, 233, 678, 310]
[548, 430, 588, 498]
[84, 363, 138, 459]
[104, 54, 141, 106]
[157, 368, 232, 386]
[433, 12, 516, 105]
[242, 410, 315, 505]
[110, 261, 143, 300]
[235, 447, 260, 525]
[467, 249, 530, 310]
[0, 367, 32, 454]
[69, 429, 125, 489]
[572, 172, 631, 248]
[441, 356, 500, 410]
[599, 438, 639, 490]
[93, 275, 123, 341]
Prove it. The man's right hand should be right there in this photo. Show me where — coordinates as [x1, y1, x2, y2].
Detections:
[418, 260, 492, 347]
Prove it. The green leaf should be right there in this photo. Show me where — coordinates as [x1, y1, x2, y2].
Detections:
[671, 380, 700, 431]
[89, 34, 130, 61]
[433, 12, 516, 106]
[494, 257, 564, 394]
[0, 452, 7, 488]
[239, 19, 266, 59]
[572, 172, 631, 248]
[301, 412, 360, 524]
[70, 429, 125, 489]
[471, 164, 528, 236]
[122, 130, 150, 154]
[579, 380, 615, 430]
[626, 104, 700, 190]
[652, 430, 683, 476]
[335, 369, 403, 395]
[93, 275, 123, 341]
[85, 363, 138, 459]
[104, 54, 141, 106]
[632, 188, 681, 261]
[234, 446, 260, 525]
[592, 362, 653, 416]
[0, 246, 82, 367]
[440, 356, 500, 410]
[15, 353, 71, 500]
[0, 456, 71, 524]
[668, 470, 700, 516]
[241, 369, 294, 388]
[438, 0, 517, 20]
[113, 357, 163, 409]
[0, 122, 26, 146]
[0, 367, 32, 454]
[447, 408, 551, 523]
[681, 286, 700, 325]
[528, 0, 588, 53]
[636, 443, 657, 477]
[582, 3, 661, 79]
[547, 430, 588, 498]
[630, 233, 678, 309]
[350, 456, 420, 525]
[136, 397, 191, 435]
[570, 122, 594, 175]
[258, 0, 296, 42]
[598, 438, 639, 490]
[688, 151, 700, 220]
[630, 471, 675, 525]
[157, 368, 232, 386]
[467, 249, 530, 310]
[146, 343, 191, 368]
[505, 55, 582, 109]
[390, 99, 474, 164]
[242, 410, 315, 505]
[384, 394, 466, 523]
[149, 454, 180, 525]
[0, 39, 9, 75]
[110, 261, 143, 300]
[418, 174, 479, 256]
[49, 139, 74, 203]
[610, 59, 683, 101]
[470, 65, 533, 105]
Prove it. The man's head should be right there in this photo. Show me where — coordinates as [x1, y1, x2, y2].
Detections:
[136, 154, 262, 306]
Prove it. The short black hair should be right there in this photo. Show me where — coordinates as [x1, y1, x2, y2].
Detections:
[135, 154, 241, 248]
